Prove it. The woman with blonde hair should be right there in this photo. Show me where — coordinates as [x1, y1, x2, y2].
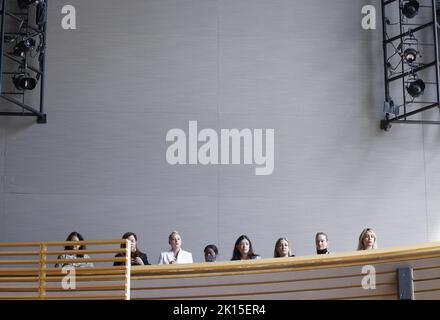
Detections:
[357, 228, 378, 250]
[273, 237, 295, 258]
[158, 231, 193, 264]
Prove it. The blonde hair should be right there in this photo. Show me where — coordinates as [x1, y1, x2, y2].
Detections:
[357, 228, 378, 250]
[274, 237, 292, 258]
[168, 230, 180, 244]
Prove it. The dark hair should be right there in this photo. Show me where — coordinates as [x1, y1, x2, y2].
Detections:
[231, 235, 259, 260]
[204, 244, 218, 255]
[64, 231, 85, 258]
[121, 232, 143, 258]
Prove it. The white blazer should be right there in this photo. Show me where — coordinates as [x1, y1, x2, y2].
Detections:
[158, 249, 193, 264]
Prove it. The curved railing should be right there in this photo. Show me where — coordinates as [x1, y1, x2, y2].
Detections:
[130, 241, 440, 300]
[1, 240, 439, 299]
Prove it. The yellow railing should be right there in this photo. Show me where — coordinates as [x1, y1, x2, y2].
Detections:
[0, 239, 131, 300]
[128, 241, 440, 300]
[1, 240, 440, 299]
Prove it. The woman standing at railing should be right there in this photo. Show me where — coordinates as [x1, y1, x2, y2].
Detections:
[357, 228, 378, 250]
[231, 235, 261, 260]
[273, 237, 295, 258]
[315, 232, 331, 255]
[114, 232, 150, 266]
[158, 231, 193, 264]
[55, 231, 94, 268]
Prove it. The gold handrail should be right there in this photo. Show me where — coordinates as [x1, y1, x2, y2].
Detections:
[0, 239, 131, 300]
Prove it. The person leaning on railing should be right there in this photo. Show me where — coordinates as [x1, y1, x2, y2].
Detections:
[357, 228, 378, 251]
[114, 232, 150, 266]
[55, 231, 94, 268]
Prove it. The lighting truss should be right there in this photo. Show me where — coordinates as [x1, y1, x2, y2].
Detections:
[380, 0, 440, 130]
[0, 0, 47, 123]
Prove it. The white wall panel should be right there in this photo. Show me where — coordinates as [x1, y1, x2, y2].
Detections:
[49, 0, 218, 37]
[423, 110, 440, 242]
[219, 36, 383, 118]
[218, 114, 426, 199]
[45, 33, 218, 114]
[5, 113, 218, 196]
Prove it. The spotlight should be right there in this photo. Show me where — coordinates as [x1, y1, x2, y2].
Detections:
[407, 79, 425, 97]
[13, 74, 37, 91]
[3, 35, 16, 43]
[402, 1, 420, 19]
[17, 0, 39, 9]
[13, 38, 35, 57]
[403, 48, 418, 64]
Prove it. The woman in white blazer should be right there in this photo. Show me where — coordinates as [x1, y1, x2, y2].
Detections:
[158, 231, 193, 264]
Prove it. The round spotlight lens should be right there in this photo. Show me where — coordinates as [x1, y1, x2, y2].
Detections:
[403, 48, 418, 64]
[13, 38, 36, 57]
[13, 75, 37, 91]
[402, 1, 420, 19]
[407, 79, 425, 97]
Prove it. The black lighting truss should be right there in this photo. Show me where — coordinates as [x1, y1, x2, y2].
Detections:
[0, 0, 47, 123]
[380, 0, 440, 130]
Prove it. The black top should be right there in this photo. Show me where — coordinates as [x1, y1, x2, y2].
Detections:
[274, 254, 295, 258]
[114, 252, 150, 266]
[231, 254, 261, 261]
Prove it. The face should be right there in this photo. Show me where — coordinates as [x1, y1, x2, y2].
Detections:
[237, 239, 250, 257]
[204, 248, 216, 262]
[362, 231, 375, 249]
[169, 233, 182, 250]
[277, 240, 289, 257]
[127, 235, 137, 252]
[71, 235, 80, 251]
[315, 235, 328, 250]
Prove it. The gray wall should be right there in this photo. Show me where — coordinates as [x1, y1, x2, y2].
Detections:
[1, 0, 439, 263]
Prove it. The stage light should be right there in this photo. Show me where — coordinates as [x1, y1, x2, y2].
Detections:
[17, 0, 39, 9]
[403, 48, 418, 64]
[13, 38, 35, 57]
[407, 79, 425, 97]
[402, 1, 420, 19]
[12, 74, 37, 91]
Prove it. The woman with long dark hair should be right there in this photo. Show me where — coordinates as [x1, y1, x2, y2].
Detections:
[55, 231, 94, 268]
[231, 235, 261, 260]
[114, 232, 150, 266]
